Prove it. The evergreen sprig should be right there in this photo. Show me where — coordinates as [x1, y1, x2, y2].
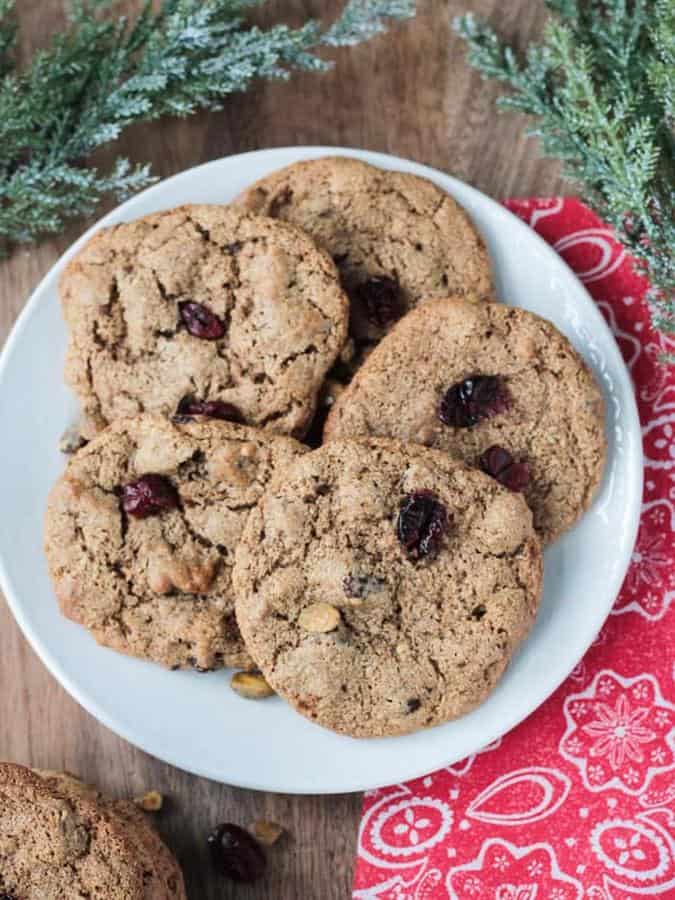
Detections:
[454, 0, 675, 347]
[0, 0, 414, 248]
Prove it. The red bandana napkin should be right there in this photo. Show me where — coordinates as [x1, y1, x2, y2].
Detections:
[353, 199, 675, 899]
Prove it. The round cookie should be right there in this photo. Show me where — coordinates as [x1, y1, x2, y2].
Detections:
[233, 439, 542, 738]
[234, 156, 493, 347]
[0, 763, 185, 899]
[324, 298, 606, 544]
[45, 414, 305, 670]
[60, 204, 349, 439]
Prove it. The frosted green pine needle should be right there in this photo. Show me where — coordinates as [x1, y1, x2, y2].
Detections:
[454, 1, 675, 350]
[0, 0, 414, 249]
[325, 0, 415, 46]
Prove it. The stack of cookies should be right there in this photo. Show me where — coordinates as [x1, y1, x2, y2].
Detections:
[45, 157, 606, 739]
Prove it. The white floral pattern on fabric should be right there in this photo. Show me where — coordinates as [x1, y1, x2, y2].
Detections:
[465, 768, 571, 826]
[590, 818, 670, 881]
[368, 797, 453, 860]
[447, 840, 583, 900]
[560, 671, 675, 794]
[392, 808, 435, 846]
[612, 501, 675, 621]
[553, 228, 626, 283]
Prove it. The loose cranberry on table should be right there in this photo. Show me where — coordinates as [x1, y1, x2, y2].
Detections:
[397, 490, 448, 561]
[438, 375, 509, 428]
[480, 445, 530, 492]
[174, 396, 243, 423]
[120, 475, 179, 518]
[178, 300, 226, 340]
[208, 823, 267, 883]
[354, 275, 402, 328]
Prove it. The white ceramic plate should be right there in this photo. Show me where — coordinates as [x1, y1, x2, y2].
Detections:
[0, 148, 642, 794]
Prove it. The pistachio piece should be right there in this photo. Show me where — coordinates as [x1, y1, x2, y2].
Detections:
[134, 790, 163, 812]
[298, 602, 341, 633]
[59, 425, 86, 455]
[250, 819, 285, 846]
[231, 671, 275, 700]
[339, 337, 356, 365]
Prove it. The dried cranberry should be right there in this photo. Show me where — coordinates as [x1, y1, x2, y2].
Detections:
[397, 490, 448, 561]
[175, 396, 243, 423]
[480, 445, 530, 492]
[208, 823, 266, 883]
[121, 475, 179, 518]
[497, 464, 530, 492]
[438, 375, 509, 428]
[178, 301, 225, 340]
[354, 276, 402, 328]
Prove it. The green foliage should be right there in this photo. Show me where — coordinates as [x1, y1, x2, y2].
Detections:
[454, 0, 675, 347]
[325, 0, 416, 45]
[0, 0, 414, 248]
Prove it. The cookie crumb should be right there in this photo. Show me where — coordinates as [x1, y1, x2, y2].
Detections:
[231, 671, 275, 700]
[251, 820, 285, 846]
[134, 790, 163, 812]
[59, 425, 86, 455]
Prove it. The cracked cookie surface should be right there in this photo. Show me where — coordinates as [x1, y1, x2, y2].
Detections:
[233, 156, 493, 347]
[34, 770, 185, 900]
[44, 414, 305, 669]
[60, 204, 349, 438]
[233, 439, 542, 738]
[0, 763, 185, 899]
[325, 298, 607, 544]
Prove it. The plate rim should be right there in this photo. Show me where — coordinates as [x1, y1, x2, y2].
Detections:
[0, 146, 643, 794]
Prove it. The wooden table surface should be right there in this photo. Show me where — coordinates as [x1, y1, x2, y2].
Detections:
[0, 2, 565, 897]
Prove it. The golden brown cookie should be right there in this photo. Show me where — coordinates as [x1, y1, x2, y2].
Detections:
[44, 414, 305, 670]
[234, 157, 493, 348]
[60, 204, 349, 439]
[233, 439, 542, 738]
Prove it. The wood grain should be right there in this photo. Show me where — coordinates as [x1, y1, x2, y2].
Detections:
[0, 2, 564, 897]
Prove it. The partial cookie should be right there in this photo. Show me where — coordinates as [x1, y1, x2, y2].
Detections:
[325, 298, 606, 544]
[60, 204, 349, 438]
[233, 439, 542, 738]
[234, 156, 492, 346]
[44, 414, 305, 670]
[0, 763, 185, 899]
[36, 770, 184, 900]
